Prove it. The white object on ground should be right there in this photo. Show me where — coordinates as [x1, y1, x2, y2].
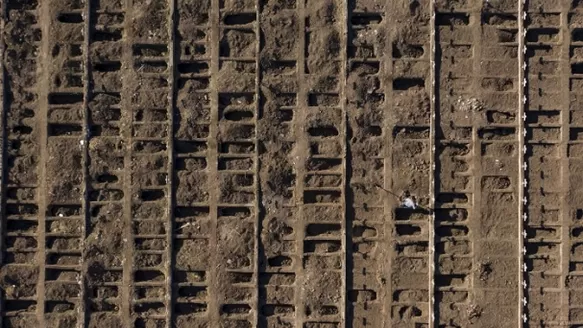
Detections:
[402, 197, 416, 209]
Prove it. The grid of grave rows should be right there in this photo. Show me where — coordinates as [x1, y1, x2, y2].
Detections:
[173, 0, 213, 327]
[11, 1, 583, 328]
[84, 0, 128, 326]
[256, 0, 302, 326]
[1, 0, 43, 326]
[434, 6, 477, 328]
[202, 0, 260, 326]
[87, 0, 171, 327]
[346, 0, 389, 327]
[128, 0, 172, 326]
[296, 0, 346, 326]
[522, 1, 583, 326]
[43, 0, 91, 326]
[375, 0, 434, 326]
[434, 0, 520, 326]
[523, 2, 565, 327]
[567, 3, 583, 326]
[173, 0, 261, 326]
[256, 0, 300, 327]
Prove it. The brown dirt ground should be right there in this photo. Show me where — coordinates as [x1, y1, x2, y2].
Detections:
[0, 0, 571, 327]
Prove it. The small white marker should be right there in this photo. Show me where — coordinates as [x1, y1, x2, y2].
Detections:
[523, 297, 527, 306]
[523, 78, 527, 87]
[523, 263, 527, 272]
[523, 213, 528, 221]
[523, 280, 527, 289]
[523, 162, 528, 171]
[523, 314, 527, 323]
[523, 12, 527, 20]
[523, 46, 527, 54]
[523, 196, 528, 205]
[523, 128, 527, 137]
[523, 62, 527, 70]
[523, 95, 527, 104]
[522, 230, 527, 238]
[523, 178, 528, 187]
[523, 246, 527, 254]
[522, 112, 527, 121]
[523, 145, 527, 154]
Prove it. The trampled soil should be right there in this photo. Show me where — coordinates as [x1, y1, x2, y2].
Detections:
[0, 0, 577, 327]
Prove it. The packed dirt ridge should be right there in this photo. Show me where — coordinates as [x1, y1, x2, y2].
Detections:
[0, 0, 581, 327]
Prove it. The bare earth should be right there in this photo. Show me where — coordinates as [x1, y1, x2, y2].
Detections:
[0, 0, 579, 327]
